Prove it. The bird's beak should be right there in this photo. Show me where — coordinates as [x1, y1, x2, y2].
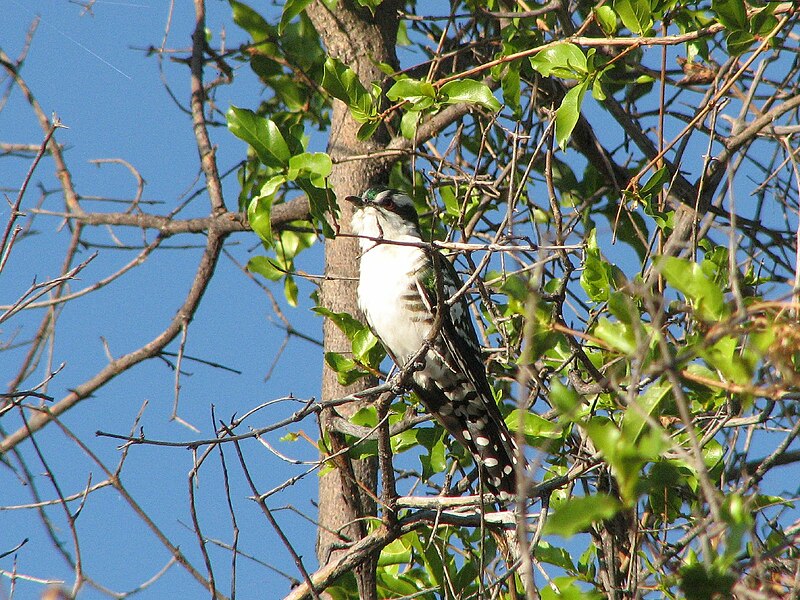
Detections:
[345, 195, 364, 207]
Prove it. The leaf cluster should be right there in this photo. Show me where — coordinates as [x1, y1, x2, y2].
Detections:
[225, 0, 800, 597]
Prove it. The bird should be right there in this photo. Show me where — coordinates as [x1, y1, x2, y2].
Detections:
[345, 186, 522, 497]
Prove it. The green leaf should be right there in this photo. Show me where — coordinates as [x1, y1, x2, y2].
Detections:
[621, 381, 670, 443]
[585, 415, 657, 502]
[544, 494, 622, 536]
[247, 256, 284, 281]
[607, 290, 635, 325]
[591, 76, 606, 101]
[298, 181, 336, 238]
[357, 120, 380, 141]
[613, 0, 654, 35]
[229, 0, 272, 42]
[439, 80, 501, 111]
[284, 274, 298, 307]
[506, 410, 562, 443]
[752, 10, 778, 37]
[542, 577, 603, 600]
[712, 0, 748, 31]
[594, 318, 637, 355]
[580, 230, 620, 302]
[321, 57, 359, 103]
[386, 78, 436, 110]
[726, 30, 755, 56]
[353, 0, 382, 13]
[595, 5, 618, 35]
[679, 562, 735, 600]
[275, 228, 315, 261]
[247, 193, 273, 244]
[555, 81, 588, 150]
[408, 528, 446, 588]
[399, 110, 421, 139]
[393, 426, 435, 455]
[499, 273, 529, 303]
[377, 538, 412, 567]
[702, 438, 725, 473]
[550, 380, 582, 420]
[699, 335, 755, 386]
[583, 416, 621, 459]
[529, 43, 587, 79]
[352, 327, 379, 363]
[658, 256, 728, 321]
[279, 0, 313, 34]
[351, 405, 377, 427]
[325, 352, 369, 386]
[640, 166, 670, 197]
[321, 57, 373, 120]
[287, 152, 332, 187]
[720, 493, 752, 565]
[227, 106, 291, 167]
[312, 307, 364, 340]
[534, 541, 576, 571]
[246, 174, 287, 245]
[501, 65, 521, 116]
[641, 189, 674, 232]
[279, 431, 299, 442]
[418, 427, 448, 479]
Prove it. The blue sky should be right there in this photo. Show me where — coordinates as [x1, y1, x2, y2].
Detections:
[3, 2, 800, 599]
[2, 2, 328, 598]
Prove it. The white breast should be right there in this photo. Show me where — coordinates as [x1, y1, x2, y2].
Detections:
[358, 240, 431, 363]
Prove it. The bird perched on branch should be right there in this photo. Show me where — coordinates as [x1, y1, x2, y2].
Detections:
[346, 186, 522, 497]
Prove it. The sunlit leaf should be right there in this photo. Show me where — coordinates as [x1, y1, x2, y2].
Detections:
[613, 0, 654, 35]
[227, 106, 291, 167]
[352, 327, 379, 362]
[595, 318, 637, 355]
[279, 0, 313, 34]
[544, 494, 622, 536]
[726, 30, 755, 56]
[247, 194, 273, 244]
[621, 381, 670, 443]
[595, 5, 618, 35]
[284, 274, 299, 307]
[247, 256, 283, 281]
[529, 43, 588, 79]
[712, 0, 748, 31]
[324, 351, 370, 385]
[440, 80, 501, 111]
[287, 152, 332, 187]
[555, 81, 588, 150]
[387, 78, 436, 110]
[313, 306, 364, 340]
[658, 256, 728, 321]
[321, 57, 373, 120]
[229, 0, 272, 42]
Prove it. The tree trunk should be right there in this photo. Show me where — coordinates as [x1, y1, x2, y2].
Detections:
[306, 2, 400, 598]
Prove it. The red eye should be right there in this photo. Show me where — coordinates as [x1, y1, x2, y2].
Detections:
[383, 198, 395, 209]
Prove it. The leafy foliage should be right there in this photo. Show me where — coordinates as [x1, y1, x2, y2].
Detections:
[226, 0, 800, 598]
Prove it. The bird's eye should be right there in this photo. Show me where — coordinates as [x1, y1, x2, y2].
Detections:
[382, 197, 395, 209]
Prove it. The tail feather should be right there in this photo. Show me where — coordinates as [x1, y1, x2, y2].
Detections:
[413, 378, 523, 497]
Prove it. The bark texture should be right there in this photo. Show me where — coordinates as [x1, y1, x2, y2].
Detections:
[305, 2, 401, 598]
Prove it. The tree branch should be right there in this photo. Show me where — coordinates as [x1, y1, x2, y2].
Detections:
[30, 195, 310, 235]
[1, 221, 228, 455]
